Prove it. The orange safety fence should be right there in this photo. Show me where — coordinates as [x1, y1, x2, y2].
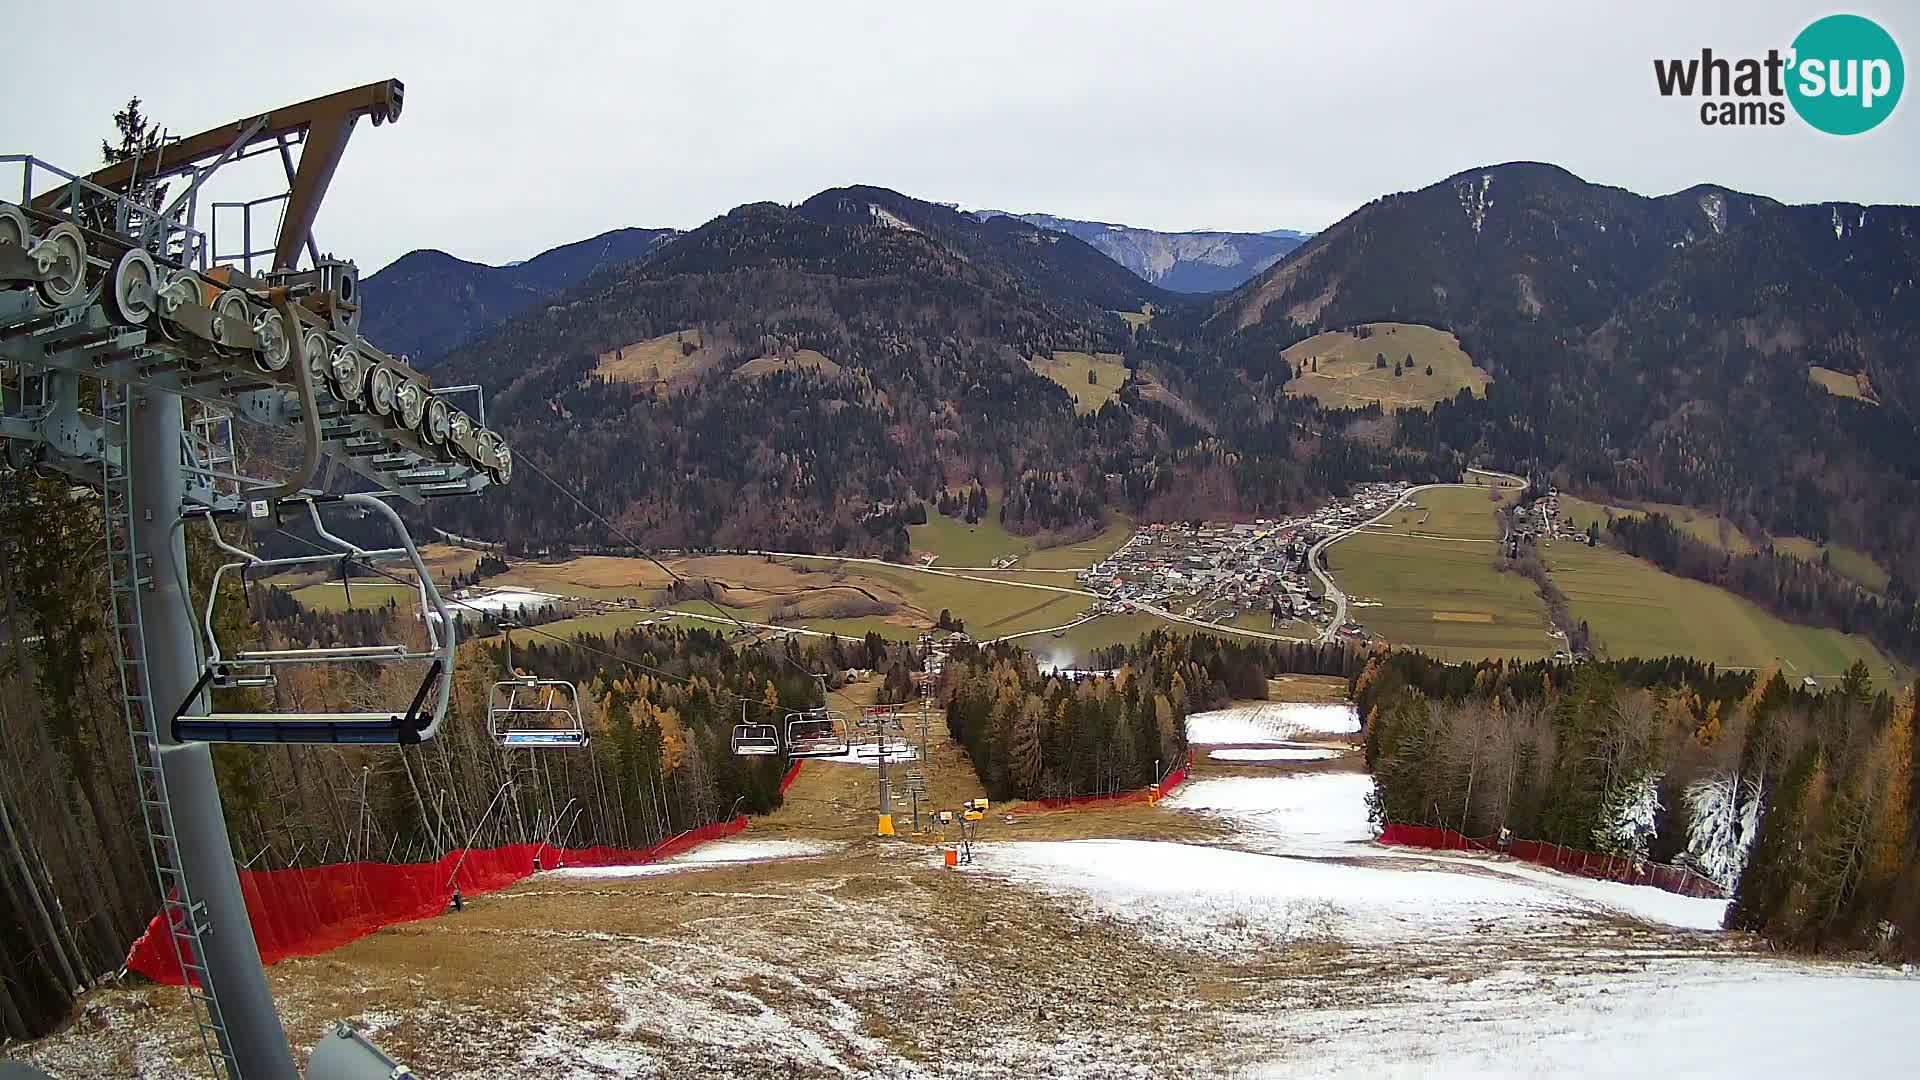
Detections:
[779, 760, 804, 794]
[1377, 822, 1724, 899]
[126, 815, 749, 986]
[1010, 764, 1190, 815]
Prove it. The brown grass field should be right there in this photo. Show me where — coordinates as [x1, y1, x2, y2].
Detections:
[594, 328, 718, 392]
[1282, 322, 1489, 411]
[733, 349, 843, 380]
[1807, 365, 1879, 405]
[1029, 350, 1128, 414]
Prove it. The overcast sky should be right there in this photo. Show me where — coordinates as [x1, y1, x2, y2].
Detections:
[3, 1, 1913, 273]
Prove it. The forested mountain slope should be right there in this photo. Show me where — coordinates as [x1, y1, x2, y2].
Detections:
[421, 192, 1323, 553]
[360, 226, 680, 364]
[1191, 162, 1920, 586]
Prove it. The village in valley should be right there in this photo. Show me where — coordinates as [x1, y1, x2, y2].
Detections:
[1076, 481, 1414, 639]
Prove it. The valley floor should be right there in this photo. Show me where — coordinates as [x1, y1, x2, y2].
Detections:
[16, 698, 1916, 1078]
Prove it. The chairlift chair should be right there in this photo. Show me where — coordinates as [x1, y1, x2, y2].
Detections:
[731, 703, 781, 756]
[731, 722, 781, 756]
[488, 624, 588, 748]
[171, 494, 454, 745]
[784, 707, 850, 757]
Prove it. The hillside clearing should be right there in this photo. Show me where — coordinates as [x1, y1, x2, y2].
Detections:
[1808, 365, 1879, 404]
[1771, 536, 1893, 594]
[909, 491, 1127, 568]
[733, 348, 843, 379]
[1282, 322, 1489, 411]
[593, 328, 716, 392]
[1559, 495, 1758, 553]
[1029, 350, 1128, 413]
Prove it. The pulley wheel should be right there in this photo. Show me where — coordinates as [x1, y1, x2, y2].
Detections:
[302, 329, 330, 389]
[157, 269, 205, 339]
[328, 345, 365, 403]
[109, 248, 159, 325]
[30, 223, 87, 307]
[210, 290, 252, 353]
[252, 308, 291, 372]
[367, 363, 398, 416]
[422, 397, 451, 445]
[395, 379, 427, 429]
[0, 203, 29, 251]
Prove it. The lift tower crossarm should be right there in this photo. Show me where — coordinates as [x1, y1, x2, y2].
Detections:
[31, 79, 404, 270]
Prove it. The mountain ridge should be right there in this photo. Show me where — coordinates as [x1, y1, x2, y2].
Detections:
[975, 209, 1309, 293]
[360, 225, 681, 365]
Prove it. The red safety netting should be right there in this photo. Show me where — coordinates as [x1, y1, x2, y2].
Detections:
[1378, 822, 1724, 899]
[1011, 764, 1190, 815]
[779, 760, 804, 794]
[126, 816, 749, 986]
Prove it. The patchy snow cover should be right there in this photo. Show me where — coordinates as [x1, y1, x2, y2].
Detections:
[450, 585, 561, 614]
[1372, 843, 1730, 931]
[972, 839, 1586, 948]
[1168, 766, 1730, 931]
[548, 837, 837, 879]
[1168, 772, 1376, 855]
[1187, 702, 1360, 744]
[1233, 960, 1920, 1078]
[1209, 747, 1342, 763]
[810, 741, 921, 767]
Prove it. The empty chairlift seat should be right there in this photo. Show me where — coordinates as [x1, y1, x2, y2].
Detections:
[490, 675, 588, 748]
[731, 722, 781, 756]
[171, 494, 455, 746]
[784, 708, 850, 757]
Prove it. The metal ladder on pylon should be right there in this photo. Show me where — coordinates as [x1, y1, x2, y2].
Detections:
[99, 382, 241, 1080]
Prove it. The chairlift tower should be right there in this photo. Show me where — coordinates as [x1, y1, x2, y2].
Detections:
[1, 81, 514, 1079]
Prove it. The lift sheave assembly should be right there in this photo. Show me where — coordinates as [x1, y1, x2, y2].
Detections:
[0, 80, 517, 1079]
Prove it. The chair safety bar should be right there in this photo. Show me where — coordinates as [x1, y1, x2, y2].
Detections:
[173, 659, 444, 745]
[173, 492, 455, 745]
[731, 723, 781, 756]
[488, 675, 587, 749]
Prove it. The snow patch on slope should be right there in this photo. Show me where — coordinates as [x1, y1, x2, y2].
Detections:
[869, 204, 918, 232]
[1209, 747, 1343, 763]
[549, 837, 838, 879]
[1187, 702, 1360, 744]
[971, 838, 1585, 949]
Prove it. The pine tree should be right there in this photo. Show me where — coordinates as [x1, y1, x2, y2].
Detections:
[1009, 698, 1043, 794]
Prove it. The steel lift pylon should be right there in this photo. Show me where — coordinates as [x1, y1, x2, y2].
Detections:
[2, 79, 515, 1079]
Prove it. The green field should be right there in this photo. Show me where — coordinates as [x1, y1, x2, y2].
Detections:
[1029, 350, 1129, 414]
[1040, 614, 1173, 666]
[288, 581, 421, 612]
[1328, 532, 1556, 662]
[1115, 308, 1153, 332]
[1372, 486, 1513, 539]
[1558, 496, 1757, 553]
[1543, 540, 1897, 680]
[848, 564, 1088, 638]
[1773, 537, 1892, 594]
[910, 493, 1128, 569]
[1282, 323, 1490, 411]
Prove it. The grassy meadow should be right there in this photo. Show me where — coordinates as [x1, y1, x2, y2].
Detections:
[1282, 322, 1489, 411]
[1029, 350, 1129, 414]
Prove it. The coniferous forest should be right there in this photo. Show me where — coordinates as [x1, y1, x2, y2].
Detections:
[1357, 650, 1920, 957]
